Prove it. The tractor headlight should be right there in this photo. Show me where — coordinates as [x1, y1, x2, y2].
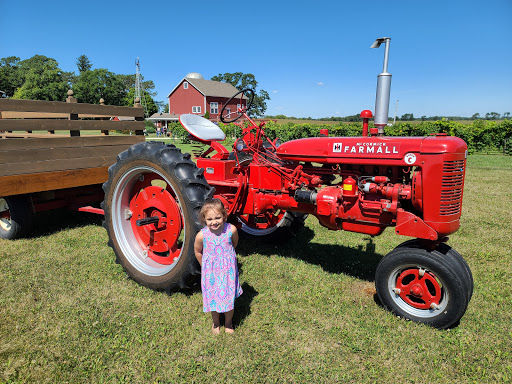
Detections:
[235, 139, 246, 152]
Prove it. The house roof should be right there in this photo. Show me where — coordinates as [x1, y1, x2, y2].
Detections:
[111, 116, 135, 121]
[148, 112, 180, 121]
[167, 76, 247, 99]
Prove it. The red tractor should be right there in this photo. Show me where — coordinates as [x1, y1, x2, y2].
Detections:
[102, 38, 472, 329]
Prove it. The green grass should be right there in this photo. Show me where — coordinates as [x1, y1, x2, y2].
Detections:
[1, 155, 511, 383]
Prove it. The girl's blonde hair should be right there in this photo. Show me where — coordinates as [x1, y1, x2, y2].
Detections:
[199, 198, 228, 225]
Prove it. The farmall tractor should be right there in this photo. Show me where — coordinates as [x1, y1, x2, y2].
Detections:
[102, 38, 472, 329]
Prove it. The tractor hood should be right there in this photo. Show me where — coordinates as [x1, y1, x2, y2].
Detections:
[276, 135, 467, 163]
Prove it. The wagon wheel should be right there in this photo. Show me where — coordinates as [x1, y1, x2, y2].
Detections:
[375, 242, 472, 329]
[102, 141, 214, 291]
[0, 195, 33, 240]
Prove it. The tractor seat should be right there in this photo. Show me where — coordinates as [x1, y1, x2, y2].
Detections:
[179, 114, 226, 142]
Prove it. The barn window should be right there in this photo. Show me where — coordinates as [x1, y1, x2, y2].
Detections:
[192, 106, 201, 113]
[210, 102, 218, 114]
[183, 82, 188, 89]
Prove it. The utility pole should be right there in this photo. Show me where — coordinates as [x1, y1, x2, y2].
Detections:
[135, 58, 148, 118]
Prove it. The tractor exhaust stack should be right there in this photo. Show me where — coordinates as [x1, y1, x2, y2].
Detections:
[371, 37, 392, 134]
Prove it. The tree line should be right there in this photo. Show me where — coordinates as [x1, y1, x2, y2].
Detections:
[0, 55, 161, 116]
[265, 112, 511, 122]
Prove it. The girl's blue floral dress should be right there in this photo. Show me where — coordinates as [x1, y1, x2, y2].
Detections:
[201, 223, 242, 313]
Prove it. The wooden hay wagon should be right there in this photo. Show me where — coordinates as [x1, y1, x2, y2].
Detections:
[0, 91, 145, 239]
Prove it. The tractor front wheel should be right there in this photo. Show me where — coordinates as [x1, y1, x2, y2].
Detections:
[102, 142, 214, 291]
[375, 242, 471, 329]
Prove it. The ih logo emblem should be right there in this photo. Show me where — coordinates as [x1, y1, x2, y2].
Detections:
[333, 143, 342, 152]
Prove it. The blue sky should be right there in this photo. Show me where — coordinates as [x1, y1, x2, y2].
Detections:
[1, 0, 511, 118]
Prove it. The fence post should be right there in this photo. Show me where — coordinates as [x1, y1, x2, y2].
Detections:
[67, 89, 80, 137]
[99, 98, 109, 136]
[134, 97, 144, 136]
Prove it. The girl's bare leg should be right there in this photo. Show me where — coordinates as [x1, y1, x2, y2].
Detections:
[211, 312, 220, 334]
[224, 309, 234, 333]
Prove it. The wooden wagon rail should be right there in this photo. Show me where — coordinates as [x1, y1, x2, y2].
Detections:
[0, 91, 145, 197]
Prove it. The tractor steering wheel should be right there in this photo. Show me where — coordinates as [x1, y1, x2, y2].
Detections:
[220, 88, 255, 123]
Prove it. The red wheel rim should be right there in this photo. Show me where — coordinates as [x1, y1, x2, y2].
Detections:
[129, 184, 183, 265]
[396, 268, 442, 310]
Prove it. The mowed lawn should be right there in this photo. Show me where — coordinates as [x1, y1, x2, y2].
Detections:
[0, 153, 511, 383]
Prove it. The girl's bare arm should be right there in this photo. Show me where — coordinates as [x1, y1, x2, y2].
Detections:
[194, 231, 204, 266]
[230, 224, 239, 248]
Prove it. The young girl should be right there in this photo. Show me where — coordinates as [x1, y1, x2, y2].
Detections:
[194, 198, 243, 334]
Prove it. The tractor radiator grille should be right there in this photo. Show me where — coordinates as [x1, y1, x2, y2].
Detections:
[440, 160, 465, 216]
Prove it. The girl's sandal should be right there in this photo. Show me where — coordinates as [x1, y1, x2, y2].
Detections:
[212, 325, 220, 335]
[225, 326, 234, 334]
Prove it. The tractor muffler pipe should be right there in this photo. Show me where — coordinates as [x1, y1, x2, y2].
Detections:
[371, 37, 392, 134]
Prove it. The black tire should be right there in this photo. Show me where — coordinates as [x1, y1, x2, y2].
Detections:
[237, 211, 307, 241]
[0, 195, 34, 240]
[375, 244, 471, 329]
[395, 239, 473, 302]
[102, 141, 214, 291]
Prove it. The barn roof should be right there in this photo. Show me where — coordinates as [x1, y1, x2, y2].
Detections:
[167, 76, 247, 99]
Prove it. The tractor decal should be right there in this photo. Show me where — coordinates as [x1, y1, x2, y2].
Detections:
[332, 142, 401, 155]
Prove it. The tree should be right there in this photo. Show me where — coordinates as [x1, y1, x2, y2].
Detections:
[13, 58, 68, 101]
[400, 113, 414, 121]
[72, 68, 126, 105]
[2, 55, 71, 100]
[503, 112, 510, 120]
[471, 113, 480, 120]
[153, 100, 165, 113]
[485, 112, 500, 120]
[117, 74, 157, 97]
[76, 55, 92, 73]
[0, 56, 21, 97]
[123, 87, 158, 116]
[210, 72, 270, 117]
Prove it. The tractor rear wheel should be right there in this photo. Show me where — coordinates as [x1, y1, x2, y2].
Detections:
[102, 141, 214, 291]
[0, 195, 33, 240]
[375, 243, 471, 329]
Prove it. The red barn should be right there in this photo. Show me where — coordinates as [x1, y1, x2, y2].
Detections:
[167, 73, 247, 121]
